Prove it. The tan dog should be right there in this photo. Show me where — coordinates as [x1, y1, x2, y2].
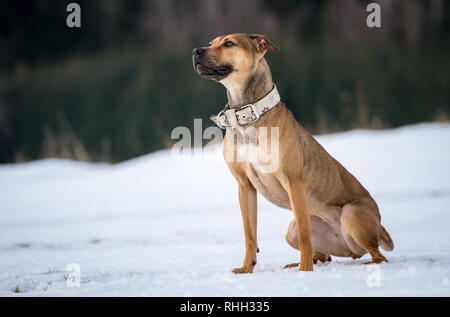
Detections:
[193, 33, 394, 273]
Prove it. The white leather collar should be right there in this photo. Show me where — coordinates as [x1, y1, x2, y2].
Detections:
[210, 84, 280, 129]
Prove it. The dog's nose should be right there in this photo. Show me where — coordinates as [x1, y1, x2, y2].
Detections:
[193, 47, 205, 56]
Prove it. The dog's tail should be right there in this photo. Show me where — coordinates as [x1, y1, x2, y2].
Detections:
[379, 225, 394, 251]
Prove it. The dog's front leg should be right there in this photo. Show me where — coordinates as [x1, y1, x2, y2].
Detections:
[286, 178, 314, 271]
[233, 182, 258, 274]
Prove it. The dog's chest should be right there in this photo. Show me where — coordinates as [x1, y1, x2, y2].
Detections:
[233, 141, 291, 209]
[244, 162, 291, 209]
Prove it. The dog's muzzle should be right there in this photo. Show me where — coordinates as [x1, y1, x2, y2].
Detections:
[192, 48, 232, 81]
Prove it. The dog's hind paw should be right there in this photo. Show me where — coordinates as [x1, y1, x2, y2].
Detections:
[283, 263, 299, 269]
[232, 267, 254, 274]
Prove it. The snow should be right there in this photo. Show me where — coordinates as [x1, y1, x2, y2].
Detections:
[0, 122, 449, 296]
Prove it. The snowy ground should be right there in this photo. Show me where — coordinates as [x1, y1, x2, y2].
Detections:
[1, 122, 449, 296]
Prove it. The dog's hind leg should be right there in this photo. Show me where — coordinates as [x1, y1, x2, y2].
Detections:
[340, 202, 388, 264]
[284, 218, 331, 268]
[284, 253, 331, 269]
[314, 251, 332, 263]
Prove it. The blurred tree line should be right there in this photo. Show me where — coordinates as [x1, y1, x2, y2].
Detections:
[0, 0, 449, 163]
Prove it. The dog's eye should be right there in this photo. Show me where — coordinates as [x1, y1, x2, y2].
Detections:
[224, 41, 234, 47]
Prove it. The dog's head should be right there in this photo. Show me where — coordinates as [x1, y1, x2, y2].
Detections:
[192, 33, 279, 84]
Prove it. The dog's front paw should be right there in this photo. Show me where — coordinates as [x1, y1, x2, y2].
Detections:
[232, 267, 253, 274]
[299, 260, 314, 271]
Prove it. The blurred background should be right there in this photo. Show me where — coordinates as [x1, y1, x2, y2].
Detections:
[0, 0, 448, 163]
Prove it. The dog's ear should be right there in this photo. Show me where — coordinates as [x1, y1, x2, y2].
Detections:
[249, 34, 280, 53]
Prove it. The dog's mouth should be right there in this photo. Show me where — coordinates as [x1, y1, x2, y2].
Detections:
[193, 61, 233, 81]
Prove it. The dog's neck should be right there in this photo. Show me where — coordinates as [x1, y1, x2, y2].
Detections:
[221, 58, 273, 109]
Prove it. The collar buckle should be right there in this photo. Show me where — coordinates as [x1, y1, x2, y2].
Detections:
[240, 104, 260, 123]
